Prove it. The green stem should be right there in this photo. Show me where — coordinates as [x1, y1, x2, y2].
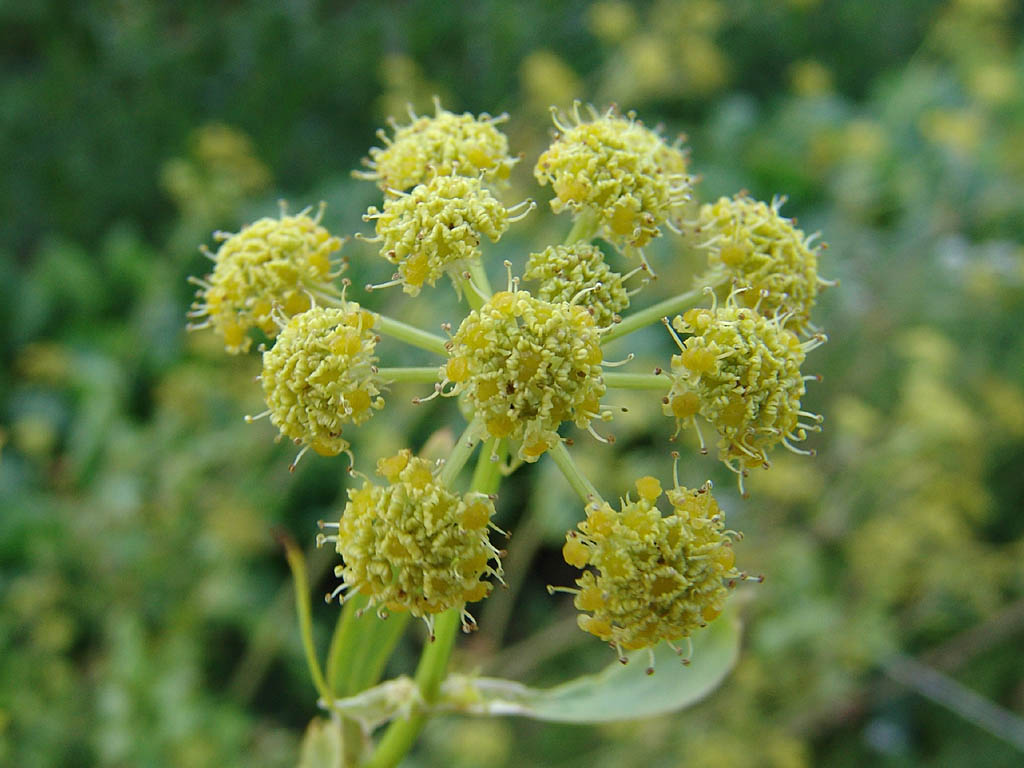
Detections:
[342, 718, 367, 768]
[603, 371, 670, 390]
[471, 438, 505, 495]
[374, 313, 449, 357]
[456, 273, 487, 311]
[326, 596, 412, 766]
[363, 608, 461, 768]
[563, 208, 600, 245]
[602, 286, 706, 344]
[437, 419, 483, 487]
[548, 441, 604, 504]
[280, 534, 332, 703]
[364, 440, 500, 767]
[324, 589, 373, 767]
[376, 366, 440, 384]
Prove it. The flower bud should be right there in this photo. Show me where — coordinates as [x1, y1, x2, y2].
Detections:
[365, 175, 522, 295]
[664, 294, 825, 480]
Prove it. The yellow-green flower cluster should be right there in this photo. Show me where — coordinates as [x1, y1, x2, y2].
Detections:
[260, 303, 383, 458]
[356, 98, 518, 191]
[161, 123, 271, 220]
[443, 290, 607, 462]
[697, 194, 826, 334]
[663, 298, 822, 477]
[524, 243, 631, 328]
[561, 475, 740, 654]
[332, 450, 502, 625]
[189, 205, 344, 353]
[364, 175, 511, 295]
[534, 102, 690, 247]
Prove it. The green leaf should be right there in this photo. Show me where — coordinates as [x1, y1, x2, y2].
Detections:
[297, 717, 342, 768]
[440, 605, 741, 723]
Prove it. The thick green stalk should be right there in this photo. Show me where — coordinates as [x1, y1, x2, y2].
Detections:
[601, 286, 705, 344]
[346, 612, 411, 695]
[324, 571, 410, 766]
[363, 607, 461, 768]
[471, 437, 504, 495]
[437, 419, 483, 487]
[456, 273, 487, 312]
[563, 208, 600, 245]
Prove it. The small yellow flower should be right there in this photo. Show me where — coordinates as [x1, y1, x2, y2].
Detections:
[534, 102, 690, 248]
[696, 194, 828, 335]
[663, 293, 825, 485]
[523, 243, 633, 328]
[326, 450, 502, 630]
[188, 204, 344, 354]
[364, 174, 532, 295]
[356, 97, 518, 191]
[259, 303, 383, 461]
[520, 51, 582, 113]
[586, 1, 637, 43]
[560, 476, 743, 658]
[443, 289, 607, 461]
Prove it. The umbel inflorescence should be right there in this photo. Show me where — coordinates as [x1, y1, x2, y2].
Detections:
[557, 468, 754, 670]
[188, 98, 832, 667]
[320, 449, 503, 634]
[188, 202, 345, 354]
[442, 287, 608, 462]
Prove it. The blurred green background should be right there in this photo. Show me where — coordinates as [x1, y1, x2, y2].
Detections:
[2, 1, 1023, 766]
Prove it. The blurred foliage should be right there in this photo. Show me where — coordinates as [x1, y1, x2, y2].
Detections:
[2, 0, 1023, 766]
